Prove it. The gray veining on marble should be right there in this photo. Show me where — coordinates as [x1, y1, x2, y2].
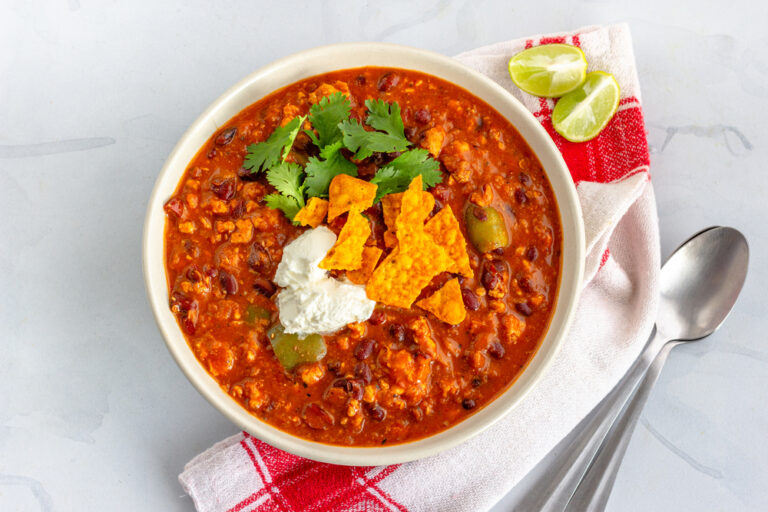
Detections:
[1, 1, 766, 510]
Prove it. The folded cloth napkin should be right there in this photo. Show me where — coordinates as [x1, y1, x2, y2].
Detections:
[180, 23, 659, 512]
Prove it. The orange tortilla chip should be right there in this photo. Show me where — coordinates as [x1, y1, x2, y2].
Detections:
[425, 206, 473, 278]
[327, 175, 377, 220]
[319, 209, 371, 271]
[346, 246, 383, 284]
[293, 197, 329, 228]
[381, 190, 435, 248]
[366, 176, 451, 308]
[417, 278, 467, 325]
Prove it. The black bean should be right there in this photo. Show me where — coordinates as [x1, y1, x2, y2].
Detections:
[518, 277, 533, 293]
[462, 399, 477, 410]
[404, 126, 419, 142]
[369, 404, 387, 421]
[471, 377, 483, 388]
[237, 166, 259, 182]
[252, 278, 276, 297]
[525, 246, 539, 262]
[461, 288, 480, 311]
[481, 268, 500, 290]
[515, 302, 533, 316]
[215, 127, 237, 146]
[354, 339, 376, 361]
[514, 188, 528, 204]
[487, 342, 505, 359]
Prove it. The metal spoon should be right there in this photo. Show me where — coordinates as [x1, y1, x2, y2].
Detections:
[515, 226, 749, 512]
[565, 226, 749, 511]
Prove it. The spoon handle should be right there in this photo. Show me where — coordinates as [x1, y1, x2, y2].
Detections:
[564, 342, 676, 512]
[515, 327, 667, 512]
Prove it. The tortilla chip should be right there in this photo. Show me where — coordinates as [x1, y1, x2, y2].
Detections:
[327, 175, 377, 220]
[346, 246, 383, 284]
[425, 206, 473, 278]
[319, 209, 371, 271]
[381, 191, 435, 248]
[366, 176, 451, 308]
[294, 197, 329, 228]
[416, 278, 467, 325]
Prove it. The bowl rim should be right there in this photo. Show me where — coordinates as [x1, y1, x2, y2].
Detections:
[143, 41, 585, 466]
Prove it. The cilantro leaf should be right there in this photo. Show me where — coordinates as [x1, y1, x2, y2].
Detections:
[365, 99, 406, 140]
[264, 194, 302, 220]
[370, 149, 443, 200]
[265, 162, 306, 206]
[306, 92, 351, 148]
[339, 119, 410, 160]
[304, 141, 358, 197]
[243, 115, 306, 174]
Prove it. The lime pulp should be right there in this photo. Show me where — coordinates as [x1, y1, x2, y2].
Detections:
[552, 71, 621, 143]
[508, 44, 588, 98]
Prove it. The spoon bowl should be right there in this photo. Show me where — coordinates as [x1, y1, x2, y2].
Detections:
[657, 226, 749, 341]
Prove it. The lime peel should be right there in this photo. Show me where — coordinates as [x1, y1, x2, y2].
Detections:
[508, 44, 588, 98]
[552, 71, 621, 143]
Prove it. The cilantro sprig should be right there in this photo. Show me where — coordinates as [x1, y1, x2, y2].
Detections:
[243, 115, 306, 174]
[241, 92, 443, 222]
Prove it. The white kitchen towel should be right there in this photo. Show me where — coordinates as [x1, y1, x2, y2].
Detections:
[180, 23, 659, 512]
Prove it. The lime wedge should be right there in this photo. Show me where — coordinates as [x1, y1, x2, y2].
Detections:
[508, 44, 588, 97]
[552, 71, 620, 142]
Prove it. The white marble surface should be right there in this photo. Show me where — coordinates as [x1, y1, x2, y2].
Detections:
[1, 1, 766, 510]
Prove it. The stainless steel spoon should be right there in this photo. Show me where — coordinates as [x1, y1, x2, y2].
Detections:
[565, 226, 749, 511]
[515, 226, 749, 512]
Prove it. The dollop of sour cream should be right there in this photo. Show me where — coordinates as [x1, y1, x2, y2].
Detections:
[274, 226, 376, 338]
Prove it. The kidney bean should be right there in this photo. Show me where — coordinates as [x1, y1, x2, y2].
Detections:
[186, 265, 202, 283]
[515, 301, 533, 316]
[219, 271, 238, 295]
[332, 378, 352, 392]
[171, 292, 196, 313]
[462, 398, 477, 410]
[389, 324, 406, 343]
[491, 247, 505, 256]
[215, 127, 237, 146]
[326, 360, 342, 375]
[349, 379, 365, 401]
[471, 377, 483, 388]
[203, 265, 218, 279]
[377, 72, 400, 92]
[519, 172, 532, 186]
[354, 362, 373, 384]
[252, 278, 276, 297]
[472, 206, 488, 221]
[164, 197, 184, 217]
[514, 187, 528, 204]
[354, 339, 376, 361]
[230, 200, 245, 218]
[368, 310, 386, 326]
[182, 317, 196, 335]
[525, 246, 539, 262]
[481, 268, 500, 290]
[237, 166, 259, 182]
[302, 403, 335, 430]
[404, 126, 420, 142]
[431, 199, 444, 216]
[461, 288, 480, 311]
[248, 243, 273, 274]
[435, 190, 455, 210]
[207, 148, 217, 159]
[211, 178, 236, 201]
[517, 276, 533, 293]
[368, 404, 387, 421]
[414, 109, 431, 124]
[355, 75, 366, 86]
[487, 342, 505, 359]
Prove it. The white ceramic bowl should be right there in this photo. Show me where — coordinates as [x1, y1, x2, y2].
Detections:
[143, 42, 584, 466]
